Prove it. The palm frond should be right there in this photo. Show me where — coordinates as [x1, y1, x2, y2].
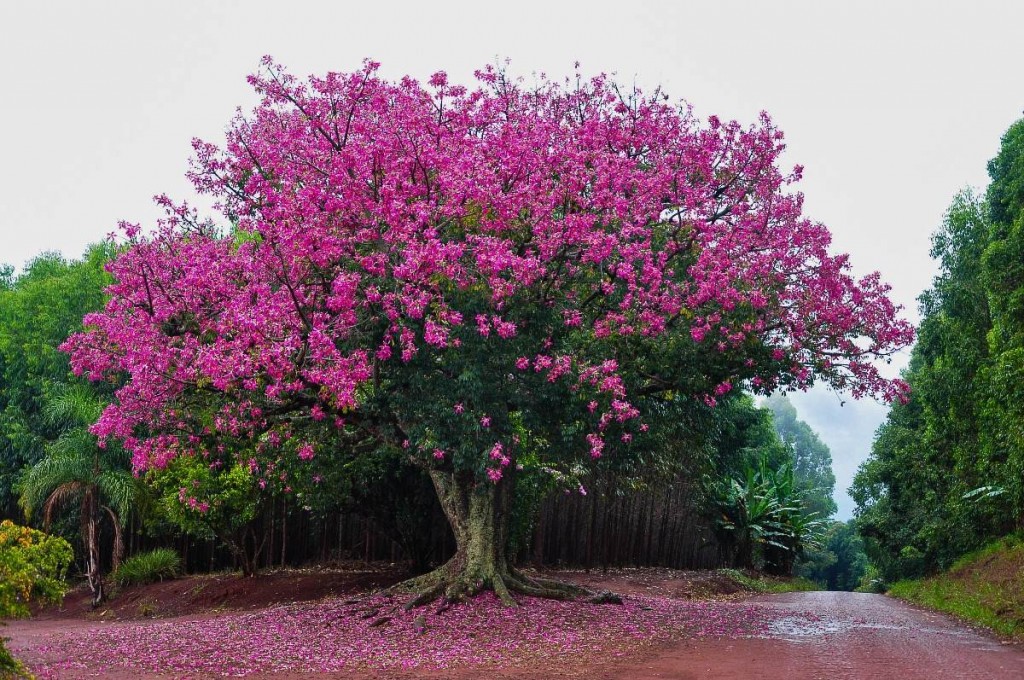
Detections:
[41, 481, 85, 527]
[44, 383, 104, 428]
[96, 469, 138, 525]
[47, 427, 99, 459]
[19, 451, 92, 518]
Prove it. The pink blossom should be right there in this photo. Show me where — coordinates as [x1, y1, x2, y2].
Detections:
[60, 58, 913, 500]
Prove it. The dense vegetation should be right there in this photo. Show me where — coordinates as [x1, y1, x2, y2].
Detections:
[0, 62, 914, 634]
[888, 534, 1024, 638]
[853, 118, 1024, 583]
[0, 249, 838, 592]
[0, 520, 73, 677]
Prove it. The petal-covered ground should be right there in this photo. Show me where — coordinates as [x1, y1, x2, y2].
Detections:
[19, 591, 816, 678]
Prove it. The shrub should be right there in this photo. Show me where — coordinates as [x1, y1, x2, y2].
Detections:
[0, 520, 74, 679]
[113, 549, 182, 587]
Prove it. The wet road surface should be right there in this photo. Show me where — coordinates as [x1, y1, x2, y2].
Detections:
[612, 591, 1024, 679]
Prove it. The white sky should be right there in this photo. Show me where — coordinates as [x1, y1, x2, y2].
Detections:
[2, 0, 1021, 519]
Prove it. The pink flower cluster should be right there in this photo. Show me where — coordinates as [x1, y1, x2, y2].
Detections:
[176, 487, 210, 514]
[61, 58, 913, 480]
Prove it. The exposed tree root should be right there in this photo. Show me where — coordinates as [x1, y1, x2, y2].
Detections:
[389, 563, 622, 611]
[386, 469, 623, 614]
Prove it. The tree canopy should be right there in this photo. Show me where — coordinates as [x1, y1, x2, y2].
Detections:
[64, 60, 912, 604]
[0, 247, 111, 517]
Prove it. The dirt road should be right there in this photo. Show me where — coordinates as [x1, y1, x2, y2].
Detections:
[7, 589, 1024, 679]
[612, 591, 1024, 680]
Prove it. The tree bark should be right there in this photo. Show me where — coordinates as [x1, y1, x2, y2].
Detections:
[394, 468, 591, 609]
[84, 490, 104, 606]
[102, 505, 124, 570]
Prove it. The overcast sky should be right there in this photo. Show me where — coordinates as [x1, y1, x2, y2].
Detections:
[2, 0, 1021, 519]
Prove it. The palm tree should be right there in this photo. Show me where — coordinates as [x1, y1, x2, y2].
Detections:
[759, 461, 826, 575]
[712, 463, 784, 569]
[19, 384, 138, 606]
[711, 454, 825, 573]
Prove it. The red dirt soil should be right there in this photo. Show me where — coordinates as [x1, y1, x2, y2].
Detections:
[34, 563, 410, 622]
[7, 566, 1024, 679]
[30, 564, 754, 624]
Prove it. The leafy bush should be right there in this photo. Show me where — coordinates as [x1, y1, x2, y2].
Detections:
[112, 548, 182, 587]
[0, 520, 74, 678]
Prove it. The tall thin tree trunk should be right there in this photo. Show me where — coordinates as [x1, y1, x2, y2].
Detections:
[85, 490, 103, 606]
[280, 499, 287, 568]
[102, 505, 124, 570]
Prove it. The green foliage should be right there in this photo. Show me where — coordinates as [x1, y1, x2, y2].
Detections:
[986, 119, 1024, 228]
[148, 455, 260, 539]
[18, 383, 139, 604]
[854, 563, 886, 593]
[0, 246, 112, 518]
[710, 450, 826, 574]
[0, 520, 73, 618]
[0, 520, 74, 678]
[888, 534, 1024, 639]
[715, 568, 819, 593]
[854, 119, 1024, 582]
[147, 453, 270, 575]
[764, 394, 837, 518]
[112, 548, 182, 587]
[19, 384, 138, 528]
[796, 520, 868, 591]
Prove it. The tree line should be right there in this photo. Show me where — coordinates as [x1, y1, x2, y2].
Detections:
[853, 117, 1024, 582]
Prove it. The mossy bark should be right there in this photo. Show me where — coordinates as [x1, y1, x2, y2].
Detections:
[396, 469, 590, 609]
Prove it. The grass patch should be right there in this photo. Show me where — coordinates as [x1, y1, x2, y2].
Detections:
[887, 534, 1024, 639]
[113, 548, 183, 587]
[716, 568, 820, 594]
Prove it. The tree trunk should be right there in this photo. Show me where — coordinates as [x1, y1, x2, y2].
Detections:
[84, 490, 104, 606]
[280, 499, 287, 568]
[395, 468, 591, 609]
[102, 505, 124, 571]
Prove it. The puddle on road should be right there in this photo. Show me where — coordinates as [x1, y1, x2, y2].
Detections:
[757, 613, 1002, 653]
[762, 615, 847, 638]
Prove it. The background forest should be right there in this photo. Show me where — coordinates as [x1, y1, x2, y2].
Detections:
[0, 243, 856, 597]
[853, 118, 1024, 583]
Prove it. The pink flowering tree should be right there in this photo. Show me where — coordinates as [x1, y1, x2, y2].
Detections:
[64, 59, 912, 605]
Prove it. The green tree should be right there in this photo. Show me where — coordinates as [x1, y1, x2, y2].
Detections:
[0, 247, 111, 517]
[979, 119, 1024, 527]
[711, 447, 825, 574]
[147, 454, 268, 576]
[764, 394, 837, 518]
[797, 520, 868, 591]
[853, 190, 997, 580]
[18, 384, 138, 606]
